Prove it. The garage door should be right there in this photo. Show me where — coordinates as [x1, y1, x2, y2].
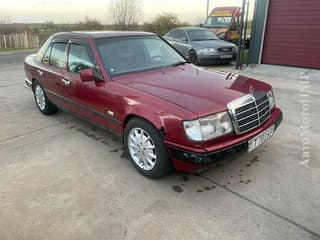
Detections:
[261, 0, 320, 69]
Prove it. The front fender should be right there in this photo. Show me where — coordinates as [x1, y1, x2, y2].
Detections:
[124, 106, 189, 147]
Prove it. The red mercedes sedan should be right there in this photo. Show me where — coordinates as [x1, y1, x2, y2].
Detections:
[24, 31, 282, 178]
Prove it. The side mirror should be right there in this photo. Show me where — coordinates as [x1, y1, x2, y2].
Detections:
[80, 68, 104, 82]
[80, 68, 95, 82]
[181, 37, 188, 42]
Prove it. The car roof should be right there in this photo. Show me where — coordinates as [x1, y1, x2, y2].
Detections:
[52, 31, 156, 40]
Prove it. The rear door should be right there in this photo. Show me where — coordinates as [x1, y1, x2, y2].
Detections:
[38, 39, 73, 110]
[64, 39, 108, 128]
[172, 30, 190, 57]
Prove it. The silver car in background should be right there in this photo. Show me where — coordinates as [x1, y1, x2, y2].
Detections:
[164, 27, 238, 65]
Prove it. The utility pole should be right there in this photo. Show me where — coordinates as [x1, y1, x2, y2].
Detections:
[206, 0, 210, 17]
[235, 0, 247, 69]
[242, 0, 250, 66]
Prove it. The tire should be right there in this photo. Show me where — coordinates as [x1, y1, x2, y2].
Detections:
[189, 50, 199, 65]
[33, 81, 58, 115]
[124, 118, 172, 178]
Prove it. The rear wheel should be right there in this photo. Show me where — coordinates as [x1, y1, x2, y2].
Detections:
[33, 81, 58, 115]
[189, 50, 199, 65]
[124, 118, 172, 178]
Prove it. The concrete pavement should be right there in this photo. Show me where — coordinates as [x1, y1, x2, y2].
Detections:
[0, 49, 37, 66]
[0, 52, 319, 240]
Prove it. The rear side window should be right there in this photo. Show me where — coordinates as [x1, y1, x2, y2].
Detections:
[168, 30, 179, 39]
[42, 45, 51, 65]
[169, 30, 187, 40]
[67, 44, 94, 73]
[166, 30, 176, 38]
[49, 43, 67, 69]
[36, 36, 52, 62]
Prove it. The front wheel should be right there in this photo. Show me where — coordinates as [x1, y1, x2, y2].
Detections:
[189, 50, 199, 65]
[33, 81, 58, 115]
[124, 118, 172, 178]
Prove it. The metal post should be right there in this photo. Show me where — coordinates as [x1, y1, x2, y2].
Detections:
[242, 0, 250, 66]
[206, 0, 210, 17]
[235, 0, 247, 69]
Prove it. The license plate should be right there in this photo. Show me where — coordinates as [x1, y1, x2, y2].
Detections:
[248, 125, 275, 152]
[221, 55, 233, 59]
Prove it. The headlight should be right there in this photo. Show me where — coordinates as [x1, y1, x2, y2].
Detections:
[183, 111, 233, 141]
[217, 32, 225, 39]
[201, 48, 217, 55]
[232, 46, 238, 52]
[267, 90, 276, 109]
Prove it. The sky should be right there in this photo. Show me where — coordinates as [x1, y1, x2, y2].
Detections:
[0, 0, 246, 24]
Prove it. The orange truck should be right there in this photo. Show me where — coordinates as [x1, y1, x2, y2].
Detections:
[202, 6, 241, 43]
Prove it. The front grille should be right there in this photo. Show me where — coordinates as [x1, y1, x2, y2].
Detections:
[228, 92, 271, 134]
[218, 47, 233, 52]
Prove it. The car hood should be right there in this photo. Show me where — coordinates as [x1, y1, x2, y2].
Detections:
[114, 65, 271, 117]
[191, 39, 236, 49]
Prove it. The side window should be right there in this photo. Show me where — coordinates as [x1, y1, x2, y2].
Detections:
[36, 36, 52, 62]
[49, 43, 67, 69]
[166, 30, 175, 38]
[175, 30, 187, 41]
[169, 30, 179, 39]
[42, 44, 52, 65]
[67, 44, 94, 73]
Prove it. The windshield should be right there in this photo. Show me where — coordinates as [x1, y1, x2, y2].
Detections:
[187, 29, 219, 41]
[204, 16, 232, 28]
[95, 36, 186, 76]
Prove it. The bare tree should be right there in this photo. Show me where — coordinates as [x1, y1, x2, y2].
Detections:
[109, 0, 142, 30]
[74, 17, 104, 31]
[143, 13, 190, 35]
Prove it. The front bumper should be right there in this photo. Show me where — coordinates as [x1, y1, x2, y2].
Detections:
[25, 78, 32, 88]
[198, 53, 237, 64]
[168, 109, 283, 166]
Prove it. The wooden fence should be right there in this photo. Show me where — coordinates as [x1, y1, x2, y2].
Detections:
[0, 31, 40, 49]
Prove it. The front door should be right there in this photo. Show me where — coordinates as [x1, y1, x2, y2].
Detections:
[64, 41, 108, 128]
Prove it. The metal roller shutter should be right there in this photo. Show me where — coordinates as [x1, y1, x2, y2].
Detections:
[262, 0, 320, 69]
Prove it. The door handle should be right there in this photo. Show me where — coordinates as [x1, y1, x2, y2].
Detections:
[61, 78, 71, 86]
[37, 69, 43, 76]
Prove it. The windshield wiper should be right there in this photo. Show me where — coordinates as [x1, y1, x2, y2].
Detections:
[171, 61, 188, 67]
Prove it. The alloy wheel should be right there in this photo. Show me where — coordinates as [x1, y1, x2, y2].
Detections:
[34, 85, 46, 111]
[128, 127, 157, 171]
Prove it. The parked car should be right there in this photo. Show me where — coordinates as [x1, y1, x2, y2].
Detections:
[164, 27, 238, 65]
[24, 31, 282, 178]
